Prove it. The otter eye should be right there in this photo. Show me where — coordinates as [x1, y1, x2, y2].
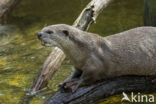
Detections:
[46, 30, 53, 34]
[62, 30, 69, 36]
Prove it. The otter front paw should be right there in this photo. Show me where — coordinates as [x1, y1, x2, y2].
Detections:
[58, 79, 77, 88]
[64, 79, 84, 93]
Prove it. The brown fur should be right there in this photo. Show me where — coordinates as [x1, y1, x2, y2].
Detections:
[38, 24, 156, 89]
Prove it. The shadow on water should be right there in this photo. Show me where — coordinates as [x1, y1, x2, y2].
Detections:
[20, 95, 33, 104]
[20, 87, 56, 104]
[0, 0, 146, 104]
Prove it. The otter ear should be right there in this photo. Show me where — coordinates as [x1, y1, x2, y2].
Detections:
[62, 30, 69, 36]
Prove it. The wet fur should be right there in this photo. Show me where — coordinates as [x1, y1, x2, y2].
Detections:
[39, 24, 156, 85]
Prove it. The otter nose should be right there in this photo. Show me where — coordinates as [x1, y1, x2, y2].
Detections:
[37, 32, 42, 39]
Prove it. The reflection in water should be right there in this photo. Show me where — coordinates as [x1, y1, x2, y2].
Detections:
[0, 0, 144, 104]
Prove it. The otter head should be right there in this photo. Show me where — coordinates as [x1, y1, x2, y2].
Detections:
[38, 24, 93, 65]
[37, 24, 75, 49]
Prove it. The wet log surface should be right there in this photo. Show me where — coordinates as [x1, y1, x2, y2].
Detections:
[46, 76, 156, 104]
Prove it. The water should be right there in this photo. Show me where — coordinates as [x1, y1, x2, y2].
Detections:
[0, 0, 145, 103]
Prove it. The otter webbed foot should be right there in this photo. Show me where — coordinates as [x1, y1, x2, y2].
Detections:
[64, 79, 84, 93]
[58, 67, 82, 89]
[58, 78, 77, 88]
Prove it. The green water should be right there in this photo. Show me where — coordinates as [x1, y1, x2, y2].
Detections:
[0, 0, 145, 103]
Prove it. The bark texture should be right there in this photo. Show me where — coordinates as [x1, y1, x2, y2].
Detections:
[30, 47, 66, 95]
[46, 76, 156, 104]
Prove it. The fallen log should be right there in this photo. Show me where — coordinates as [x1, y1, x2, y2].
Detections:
[30, 0, 114, 95]
[30, 47, 66, 95]
[46, 76, 156, 104]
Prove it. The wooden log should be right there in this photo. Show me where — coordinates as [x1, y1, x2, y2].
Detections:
[73, 0, 114, 31]
[46, 76, 156, 104]
[0, 0, 20, 22]
[30, 47, 66, 95]
[30, 0, 114, 95]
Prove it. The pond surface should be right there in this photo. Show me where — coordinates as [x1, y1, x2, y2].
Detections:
[0, 0, 146, 103]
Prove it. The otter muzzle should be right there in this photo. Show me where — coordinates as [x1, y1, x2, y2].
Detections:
[37, 32, 42, 40]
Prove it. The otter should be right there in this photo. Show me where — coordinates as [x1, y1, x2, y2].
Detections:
[37, 24, 156, 92]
